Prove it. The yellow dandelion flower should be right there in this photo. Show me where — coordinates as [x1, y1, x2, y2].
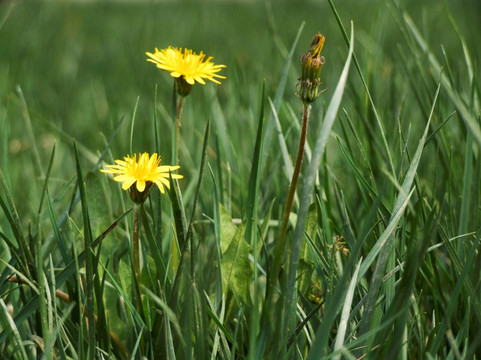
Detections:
[102, 153, 182, 203]
[146, 47, 226, 86]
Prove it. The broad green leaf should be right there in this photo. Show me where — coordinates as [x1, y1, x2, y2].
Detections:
[119, 259, 133, 298]
[221, 221, 253, 305]
[85, 172, 113, 264]
[219, 203, 237, 254]
[298, 203, 318, 292]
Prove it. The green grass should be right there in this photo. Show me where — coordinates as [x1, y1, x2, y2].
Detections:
[1, 0, 481, 358]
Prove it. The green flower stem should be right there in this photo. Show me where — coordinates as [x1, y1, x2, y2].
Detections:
[268, 103, 311, 301]
[175, 96, 186, 164]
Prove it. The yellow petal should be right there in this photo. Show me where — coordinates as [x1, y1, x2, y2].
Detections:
[153, 180, 166, 193]
[121, 178, 136, 190]
[146, 46, 226, 85]
[136, 180, 146, 192]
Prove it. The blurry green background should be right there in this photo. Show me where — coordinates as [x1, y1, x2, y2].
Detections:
[1, 0, 480, 214]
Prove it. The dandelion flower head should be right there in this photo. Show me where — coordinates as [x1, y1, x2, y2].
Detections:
[146, 47, 226, 85]
[101, 153, 182, 194]
[298, 32, 326, 104]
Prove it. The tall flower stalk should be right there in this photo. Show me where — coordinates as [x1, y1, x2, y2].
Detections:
[268, 33, 326, 301]
[146, 47, 226, 163]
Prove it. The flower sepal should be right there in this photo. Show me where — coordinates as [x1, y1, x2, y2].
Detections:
[175, 77, 193, 97]
[128, 181, 154, 204]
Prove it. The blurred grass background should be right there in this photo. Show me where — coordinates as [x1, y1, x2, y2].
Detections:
[1, 0, 480, 216]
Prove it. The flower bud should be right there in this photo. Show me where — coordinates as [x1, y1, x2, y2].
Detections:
[297, 33, 326, 104]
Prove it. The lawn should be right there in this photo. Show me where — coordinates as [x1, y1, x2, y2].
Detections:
[1, 0, 481, 358]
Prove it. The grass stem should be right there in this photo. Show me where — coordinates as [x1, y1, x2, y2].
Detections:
[132, 203, 143, 319]
[133, 204, 141, 284]
[175, 96, 186, 164]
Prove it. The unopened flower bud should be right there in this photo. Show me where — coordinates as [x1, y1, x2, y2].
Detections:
[297, 33, 326, 104]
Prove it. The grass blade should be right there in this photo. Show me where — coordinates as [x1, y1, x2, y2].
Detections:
[129, 96, 140, 154]
[73, 142, 96, 359]
[327, 0, 396, 177]
[401, 12, 481, 147]
[245, 82, 266, 246]
[245, 82, 266, 359]
[0, 299, 29, 360]
[332, 259, 362, 359]
[357, 84, 439, 343]
[261, 22, 305, 172]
